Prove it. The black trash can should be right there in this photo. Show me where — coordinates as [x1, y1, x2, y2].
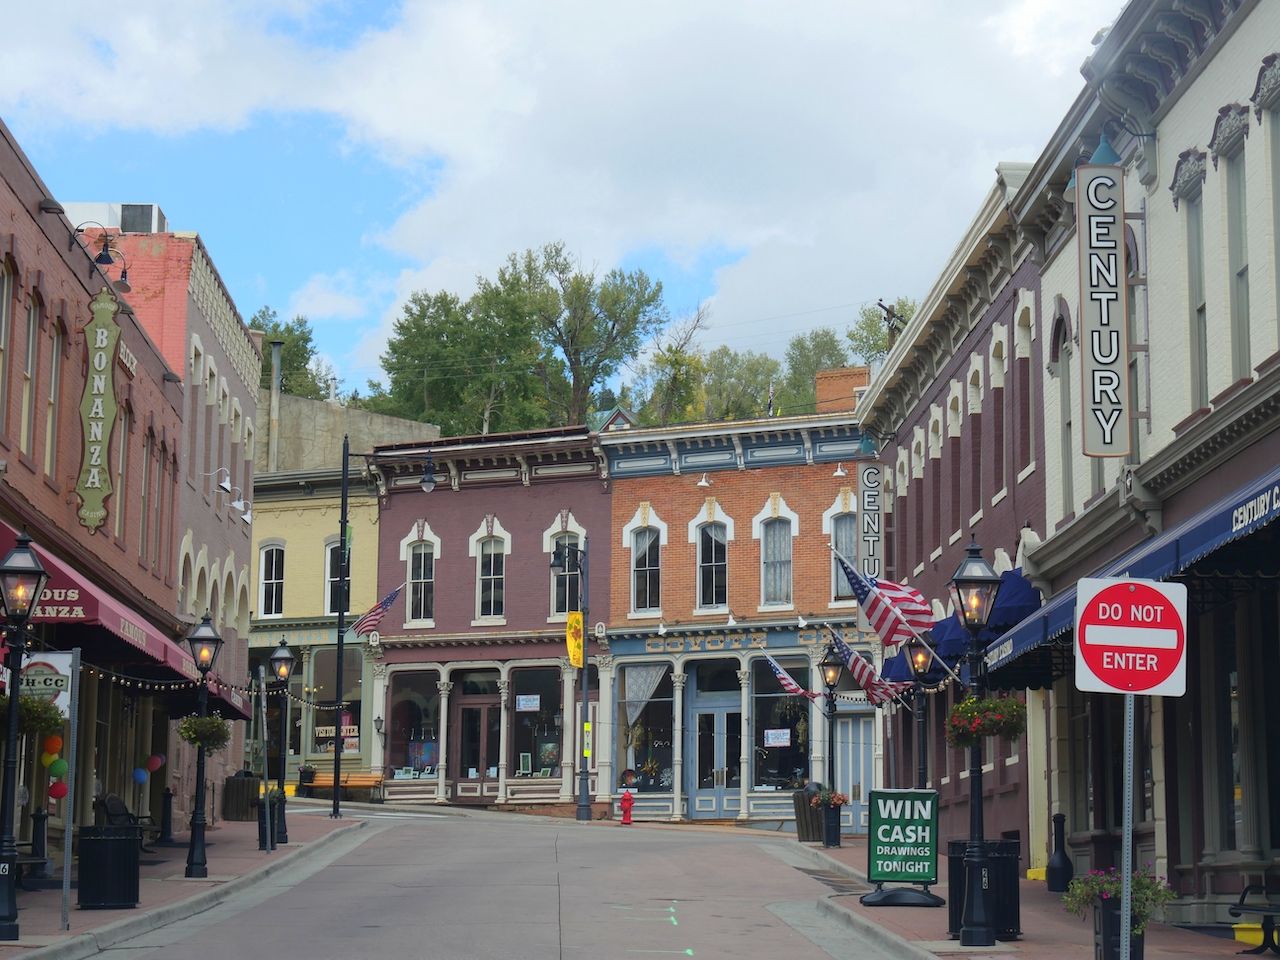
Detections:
[78, 825, 141, 909]
[946, 839, 1021, 941]
[792, 784, 823, 842]
[222, 774, 261, 822]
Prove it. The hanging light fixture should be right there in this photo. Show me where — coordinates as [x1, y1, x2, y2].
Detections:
[832, 462, 848, 478]
[420, 456, 437, 493]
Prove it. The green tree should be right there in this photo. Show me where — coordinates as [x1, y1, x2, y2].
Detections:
[848, 297, 917, 365]
[360, 290, 552, 436]
[251, 307, 331, 399]
[486, 242, 668, 425]
[702, 345, 782, 421]
[627, 308, 707, 426]
[776, 327, 849, 416]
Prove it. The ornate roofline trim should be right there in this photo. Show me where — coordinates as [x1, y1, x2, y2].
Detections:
[1251, 52, 1280, 121]
[1209, 103, 1250, 169]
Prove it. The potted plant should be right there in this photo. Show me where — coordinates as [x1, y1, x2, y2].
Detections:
[1062, 866, 1176, 960]
[297, 763, 317, 785]
[809, 788, 849, 848]
[945, 696, 1027, 749]
[177, 714, 232, 753]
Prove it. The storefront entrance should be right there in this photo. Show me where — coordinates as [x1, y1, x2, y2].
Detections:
[451, 698, 501, 802]
[688, 706, 741, 818]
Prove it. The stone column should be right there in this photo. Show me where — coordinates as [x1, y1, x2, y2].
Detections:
[670, 670, 686, 821]
[559, 658, 575, 801]
[736, 667, 751, 821]
[596, 655, 615, 802]
[497, 678, 510, 804]
[77, 672, 99, 827]
[1235, 599, 1262, 858]
[435, 680, 453, 804]
[136, 697, 155, 818]
[808, 646, 828, 786]
[369, 662, 388, 776]
[300, 647, 315, 761]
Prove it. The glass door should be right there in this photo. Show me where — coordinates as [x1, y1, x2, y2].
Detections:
[453, 699, 501, 795]
[690, 709, 741, 818]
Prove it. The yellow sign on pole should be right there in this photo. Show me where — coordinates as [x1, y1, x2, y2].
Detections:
[566, 611, 584, 668]
[583, 720, 592, 758]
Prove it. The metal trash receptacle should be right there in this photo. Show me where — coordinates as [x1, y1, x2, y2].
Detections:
[793, 784, 823, 842]
[222, 774, 261, 821]
[78, 825, 140, 909]
[946, 839, 1021, 941]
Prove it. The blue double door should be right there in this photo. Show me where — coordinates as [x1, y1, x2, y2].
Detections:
[686, 696, 742, 819]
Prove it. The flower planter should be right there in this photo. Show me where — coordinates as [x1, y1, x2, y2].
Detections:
[822, 806, 842, 848]
[1094, 897, 1144, 960]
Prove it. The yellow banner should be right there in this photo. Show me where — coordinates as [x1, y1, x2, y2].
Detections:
[566, 611, 584, 668]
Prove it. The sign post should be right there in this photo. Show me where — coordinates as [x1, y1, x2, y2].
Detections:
[860, 788, 944, 907]
[1075, 578, 1187, 960]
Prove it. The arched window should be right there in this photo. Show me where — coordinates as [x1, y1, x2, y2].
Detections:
[632, 527, 661, 613]
[1053, 315, 1075, 515]
[19, 293, 41, 455]
[697, 522, 728, 609]
[0, 260, 12, 429]
[551, 532, 581, 615]
[477, 537, 505, 618]
[409, 541, 435, 622]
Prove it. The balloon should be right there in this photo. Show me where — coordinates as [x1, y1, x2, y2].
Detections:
[132, 768, 148, 785]
[155, 753, 166, 768]
[146, 754, 164, 773]
[48, 758, 69, 779]
[40, 752, 55, 768]
[48, 782, 68, 800]
[43, 735, 63, 754]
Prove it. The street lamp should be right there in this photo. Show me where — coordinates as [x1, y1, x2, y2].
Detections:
[949, 539, 1002, 948]
[549, 537, 590, 822]
[184, 614, 224, 879]
[0, 533, 48, 940]
[817, 646, 844, 847]
[269, 638, 295, 844]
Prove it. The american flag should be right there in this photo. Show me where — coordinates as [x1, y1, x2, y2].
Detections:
[829, 627, 912, 706]
[764, 654, 818, 700]
[834, 550, 933, 648]
[351, 584, 404, 637]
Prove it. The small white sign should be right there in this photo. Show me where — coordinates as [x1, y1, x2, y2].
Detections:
[515, 694, 541, 712]
[763, 728, 791, 748]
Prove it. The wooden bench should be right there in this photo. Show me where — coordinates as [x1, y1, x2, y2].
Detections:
[94, 794, 162, 851]
[1229, 885, 1280, 955]
[307, 772, 384, 802]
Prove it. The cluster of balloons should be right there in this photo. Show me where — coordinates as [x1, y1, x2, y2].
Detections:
[39, 735, 69, 800]
[132, 753, 166, 785]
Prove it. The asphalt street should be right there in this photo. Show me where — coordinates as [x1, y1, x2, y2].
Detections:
[100, 809, 899, 960]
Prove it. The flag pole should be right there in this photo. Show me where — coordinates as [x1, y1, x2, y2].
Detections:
[821, 623, 916, 711]
[828, 543, 965, 687]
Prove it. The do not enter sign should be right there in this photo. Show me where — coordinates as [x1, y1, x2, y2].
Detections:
[1075, 578, 1187, 697]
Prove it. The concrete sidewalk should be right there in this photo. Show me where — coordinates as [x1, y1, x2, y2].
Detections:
[0, 809, 364, 958]
[807, 836, 1242, 959]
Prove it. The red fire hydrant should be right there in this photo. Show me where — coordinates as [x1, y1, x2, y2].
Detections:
[619, 789, 634, 825]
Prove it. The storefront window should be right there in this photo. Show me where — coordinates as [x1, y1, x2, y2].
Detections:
[751, 657, 810, 790]
[511, 668, 562, 776]
[311, 645, 363, 755]
[1213, 607, 1242, 851]
[616, 665, 673, 792]
[387, 671, 440, 777]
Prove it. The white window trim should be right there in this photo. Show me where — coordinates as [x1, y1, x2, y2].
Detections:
[468, 517, 512, 625]
[322, 537, 346, 617]
[821, 489, 857, 604]
[399, 521, 442, 628]
[689, 498, 734, 612]
[1016, 461, 1036, 484]
[622, 504, 667, 616]
[258, 541, 285, 619]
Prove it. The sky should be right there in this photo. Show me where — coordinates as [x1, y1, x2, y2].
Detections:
[2, 0, 1124, 393]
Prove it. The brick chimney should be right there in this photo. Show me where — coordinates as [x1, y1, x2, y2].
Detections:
[815, 366, 871, 413]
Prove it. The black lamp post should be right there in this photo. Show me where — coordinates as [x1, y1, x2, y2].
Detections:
[0, 533, 48, 940]
[818, 646, 843, 788]
[184, 614, 224, 879]
[549, 537, 590, 822]
[269, 638, 295, 844]
[949, 540, 1002, 948]
[908, 635, 935, 791]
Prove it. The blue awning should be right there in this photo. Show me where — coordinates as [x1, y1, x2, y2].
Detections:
[987, 461, 1280, 684]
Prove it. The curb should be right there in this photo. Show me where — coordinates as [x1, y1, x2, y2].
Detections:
[23, 820, 370, 960]
[815, 896, 942, 960]
[789, 842, 870, 883]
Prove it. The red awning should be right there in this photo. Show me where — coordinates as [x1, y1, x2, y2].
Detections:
[0, 524, 247, 717]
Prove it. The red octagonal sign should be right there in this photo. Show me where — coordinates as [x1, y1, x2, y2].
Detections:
[1075, 578, 1187, 697]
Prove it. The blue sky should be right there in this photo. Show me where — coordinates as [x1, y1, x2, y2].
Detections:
[3, 0, 1120, 391]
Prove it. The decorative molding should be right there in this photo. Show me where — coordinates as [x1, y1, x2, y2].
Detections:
[436, 680, 454, 696]
[497, 679, 510, 704]
[1168, 147, 1207, 209]
[671, 672, 688, 690]
[1251, 53, 1280, 122]
[1208, 103, 1250, 168]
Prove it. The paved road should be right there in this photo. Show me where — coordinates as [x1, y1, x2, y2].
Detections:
[106, 812, 898, 960]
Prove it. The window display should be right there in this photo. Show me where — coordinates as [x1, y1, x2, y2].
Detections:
[751, 657, 810, 789]
[510, 668, 561, 775]
[311, 645, 363, 754]
[387, 670, 440, 774]
[615, 665, 673, 792]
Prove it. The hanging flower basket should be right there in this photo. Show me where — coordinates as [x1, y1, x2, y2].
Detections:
[178, 714, 232, 753]
[0, 695, 66, 737]
[945, 696, 1026, 749]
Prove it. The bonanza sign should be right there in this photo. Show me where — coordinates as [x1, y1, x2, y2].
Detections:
[867, 788, 939, 884]
[1075, 164, 1131, 457]
[76, 289, 122, 530]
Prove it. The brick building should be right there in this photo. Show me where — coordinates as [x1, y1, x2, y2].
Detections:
[598, 413, 884, 825]
[856, 163, 1047, 863]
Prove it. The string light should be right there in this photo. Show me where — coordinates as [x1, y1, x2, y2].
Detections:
[74, 663, 346, 710]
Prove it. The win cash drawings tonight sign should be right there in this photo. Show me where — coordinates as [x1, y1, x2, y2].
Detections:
[867, 789, 939, 884]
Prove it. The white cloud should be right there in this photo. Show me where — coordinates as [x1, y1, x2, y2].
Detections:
[2, 0, 1127, 383]
[287, 271, 365, 322]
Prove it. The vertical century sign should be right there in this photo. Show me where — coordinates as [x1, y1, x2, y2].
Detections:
[859, 463, 882, 634]
[1076, 164, 1131, 457]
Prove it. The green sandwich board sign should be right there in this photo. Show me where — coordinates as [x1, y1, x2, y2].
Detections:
[867, 788, 939, 884]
